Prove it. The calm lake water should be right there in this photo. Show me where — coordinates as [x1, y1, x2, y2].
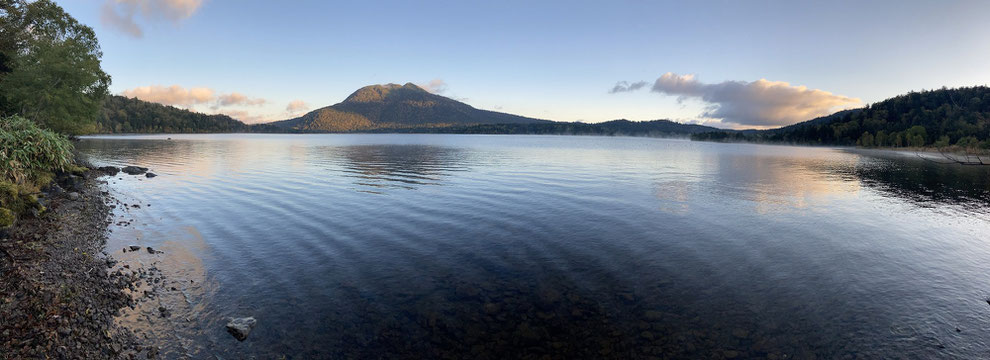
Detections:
[78, 134, 990, 359]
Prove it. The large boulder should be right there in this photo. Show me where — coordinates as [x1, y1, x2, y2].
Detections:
[225, 317, 257, 341]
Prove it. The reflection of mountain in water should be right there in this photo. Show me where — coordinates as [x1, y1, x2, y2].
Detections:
[314, 145, 472, 190]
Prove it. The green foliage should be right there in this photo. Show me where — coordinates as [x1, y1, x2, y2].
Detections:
[0, 0, 110, 135]
[692, 86, 990, 149]
[0, 115, 74, 185]
[934, 135, 951, 148]
[857, 131, 874, 147]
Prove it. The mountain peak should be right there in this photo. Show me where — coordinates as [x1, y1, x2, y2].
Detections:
[342, 82, 429, 103]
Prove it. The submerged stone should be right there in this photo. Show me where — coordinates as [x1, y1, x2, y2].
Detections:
[226, 317, 257, 341]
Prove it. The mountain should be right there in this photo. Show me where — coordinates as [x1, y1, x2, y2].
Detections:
[269, 83, 549, 131]
[691, 86, 990, 150]
[98, 95, 284, 133]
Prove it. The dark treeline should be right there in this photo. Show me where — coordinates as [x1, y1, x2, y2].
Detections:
[373, 119, 717, 137]
[692, 87, 990, 151]
[98, 95, 287, 133]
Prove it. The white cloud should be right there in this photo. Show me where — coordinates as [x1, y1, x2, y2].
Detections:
[651, 72, 861, 127]
[218, 92, 266, 106]
[121, 85, 268, 110]
[416, 79, 449, 94]
[120, 84, 282, 124]
[612, 72, 861, 127]
[285, 99, 309, 113]
[121, 85, 214, 106]
[101, 0, 204, 38]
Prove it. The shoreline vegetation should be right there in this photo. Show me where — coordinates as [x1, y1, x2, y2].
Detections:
[0, 2, 158, 356]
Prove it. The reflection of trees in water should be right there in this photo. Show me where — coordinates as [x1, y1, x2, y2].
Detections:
[850, 156, 990, 212]
[77, 138, 255, 177]
[314, 145, 472, 190]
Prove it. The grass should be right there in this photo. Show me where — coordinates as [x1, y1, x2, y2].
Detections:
[0, 115, 75, 228]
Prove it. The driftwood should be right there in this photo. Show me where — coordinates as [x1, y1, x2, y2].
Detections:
[916, 148, 988, 165]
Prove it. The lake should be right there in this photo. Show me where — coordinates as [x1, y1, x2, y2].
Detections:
[77, 134, 990, 359]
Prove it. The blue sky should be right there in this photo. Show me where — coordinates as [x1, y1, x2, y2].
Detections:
[58, 0, 990, 128]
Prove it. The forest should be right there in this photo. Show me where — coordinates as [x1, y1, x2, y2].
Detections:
[692, 87, 990, 151]
[98, 95, 285, 134]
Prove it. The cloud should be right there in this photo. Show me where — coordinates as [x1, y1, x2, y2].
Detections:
[218, 92, 266, 107]
[612, 73, 861, 127]
[101, 2, 143, 37]
[121, 85, 268, 110]
[417, 79, 449, 94]
[121, 85, 215, 106]
[101, 0, 204, 38]
[649, 72, 860, 127]
[609, 81, 649, 94]
[285, 100, 309, 113]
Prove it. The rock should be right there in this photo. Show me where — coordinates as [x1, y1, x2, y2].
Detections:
[96, 166, 120, 176]
[225, 317, 257, 341]
[731, 328, 749, 339]
[65, 175, 85, 191]
[121, 166, 148, 175]
[724, 350, 740, 358]
[128, 245, 142, 251]
[144, 172, 157, 178]
[67, 192, 80, 201]
[146, 247, 157, 254]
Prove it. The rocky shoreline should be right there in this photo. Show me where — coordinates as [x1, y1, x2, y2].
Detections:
[0, 165, 155, 359]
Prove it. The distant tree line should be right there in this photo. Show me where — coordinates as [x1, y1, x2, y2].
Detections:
[377, 120, 716, 137]
[692, 86, 990, 151]
[99, 95, 287, 133]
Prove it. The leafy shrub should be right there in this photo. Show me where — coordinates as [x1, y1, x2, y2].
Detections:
[0, 115, 74, 186]
[0, 115, 70, 227]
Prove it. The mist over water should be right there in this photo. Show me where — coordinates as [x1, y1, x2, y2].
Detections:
[79, 134, 990, 359]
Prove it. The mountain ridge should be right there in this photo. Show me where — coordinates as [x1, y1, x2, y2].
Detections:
[268, 83, 550, 131]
